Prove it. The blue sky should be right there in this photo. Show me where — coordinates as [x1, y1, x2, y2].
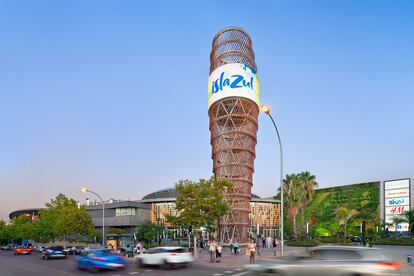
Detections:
[0, 1, 413, 220]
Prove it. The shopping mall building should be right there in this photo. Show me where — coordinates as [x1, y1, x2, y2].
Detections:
[9, 178, 412, 246]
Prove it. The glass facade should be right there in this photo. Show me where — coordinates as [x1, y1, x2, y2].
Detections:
[149, 200, 280, 232]
[115, 207, 136, 216]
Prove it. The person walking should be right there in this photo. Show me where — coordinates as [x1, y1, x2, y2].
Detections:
[233, 240, 239, 255]
[249, 239, 257, 263]
[216, 242, 222, 262]
[208, 239, 217, 263]
[262, 237, 266, 248]
[229, 238, 234, 255]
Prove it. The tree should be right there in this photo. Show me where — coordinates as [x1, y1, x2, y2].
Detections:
[136, 221, 163, 245]
[335, 206, 359, 242]
[283, 174, 302, 240]
[167, 177, 233, 259]
[0, 220, 11, 245]
[403, 210, 414, 237]
[298, 171, 317, 239]
[33, 194, 96, 243]
[9, 216, 34, 243]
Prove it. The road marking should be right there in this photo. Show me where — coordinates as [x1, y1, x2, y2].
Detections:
[144, 269, 153, 272]
[233, 272, 248, 276]
[129, 272, 139, 275]
[234, 268, 243, 271]
[224, 271, 234, 274]
[211, 274, 223, 276]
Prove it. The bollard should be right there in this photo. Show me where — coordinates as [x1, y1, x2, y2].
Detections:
[407, 255, 412, 265]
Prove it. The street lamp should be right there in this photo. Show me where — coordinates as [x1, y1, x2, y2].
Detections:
[81, 187, 105, 247]
[261, 104, 284, 256]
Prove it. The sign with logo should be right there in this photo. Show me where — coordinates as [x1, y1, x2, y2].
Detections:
[384, 179, 411, 232]
[385, 205, 409, 215]
[385, 188, 410, 198]
[208, 63, 260, 109]
[386, 223, 409, 232]
[385, 179, 410, 190]
[385, 197, 409, 207]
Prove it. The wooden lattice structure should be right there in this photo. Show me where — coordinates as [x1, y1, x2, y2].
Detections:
[209, 27, 259, 243]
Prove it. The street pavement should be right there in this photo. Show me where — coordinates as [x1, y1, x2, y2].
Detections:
[0, 250, 249, 276]
[1, 245, 414, 275]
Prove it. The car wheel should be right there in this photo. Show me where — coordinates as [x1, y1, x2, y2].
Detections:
[138, 259, 145, 267]
[163, 260, 172, 270]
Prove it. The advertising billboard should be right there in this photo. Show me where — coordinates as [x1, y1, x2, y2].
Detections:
[384, 179, 411, 232]
[208, 63, 260, 109]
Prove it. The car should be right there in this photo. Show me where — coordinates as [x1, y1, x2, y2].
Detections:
[74, 246, 86, 255]
[77, 249, 126, 272]
[64, 246, 77, 255]
[136, 246, 194, 268]
[349, 236, 362, 242]
[36, 246, 45, 253]
[14, 246, 32, 255]
[42, 246, 67, 260]
[244, 246, 403, 276]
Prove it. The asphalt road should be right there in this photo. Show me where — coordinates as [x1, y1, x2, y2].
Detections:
[0, 251, 247, 276]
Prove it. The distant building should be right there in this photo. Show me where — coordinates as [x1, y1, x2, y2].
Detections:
[138, 188, 280, 239]
[9, 208, 40, 221]
[83, 200, 150, 247]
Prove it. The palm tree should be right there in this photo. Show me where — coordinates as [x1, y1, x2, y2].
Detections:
[298, 171, 317, 239]
[403, 210, 414, 238]
[283, 174, 302, 240]
[335, 206, 359, 242]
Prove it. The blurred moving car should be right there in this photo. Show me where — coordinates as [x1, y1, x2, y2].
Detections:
[77, 249, 126, 272]
[14, 246, 32, 255]
[245, 246, 403, 276]
[42, 246, 67, 260]
[136, 247, 194, 268]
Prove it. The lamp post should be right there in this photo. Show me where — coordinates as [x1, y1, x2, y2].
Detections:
[82, 187, 105, 247]
[261, 104, 284, 256]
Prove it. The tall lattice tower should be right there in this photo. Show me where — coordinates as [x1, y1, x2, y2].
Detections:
[208, 27, 260, 243]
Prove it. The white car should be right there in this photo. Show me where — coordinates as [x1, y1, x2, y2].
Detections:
[137, 247, 194, 268]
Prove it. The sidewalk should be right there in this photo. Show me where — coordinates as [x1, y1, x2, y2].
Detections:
[194, 246, 299, 269]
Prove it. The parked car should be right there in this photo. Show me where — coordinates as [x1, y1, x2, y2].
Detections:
[42, 246, 67, 260]
[349, 236, 362, 242]
[64, 246, 76, 255]
[77, 249, 126, 272]
[14, 246, 32, 255]
[74, 246, 86, 255]
[244, 246, 403, 276]
[136, 246, 194, 268]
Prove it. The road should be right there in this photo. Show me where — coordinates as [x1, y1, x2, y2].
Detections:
[1, 246, 414, 276]
[0, 251, 247, 276]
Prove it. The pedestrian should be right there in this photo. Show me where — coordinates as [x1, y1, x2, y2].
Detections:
[126, 244, 132, 258]
[233, 240, 239, 255]
[208, 239, 217, 263]
[229, 238, 233, 255]
[249, 239, 257, 263]
[216, 242, 222, 262]
[262, 237, 266, 248]
[273, 238, 277, 248]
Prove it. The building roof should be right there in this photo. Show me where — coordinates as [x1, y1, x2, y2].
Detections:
[84, 200, 149, 210]
[141, 187, 278, 202]
[9, 208, 41, 220]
